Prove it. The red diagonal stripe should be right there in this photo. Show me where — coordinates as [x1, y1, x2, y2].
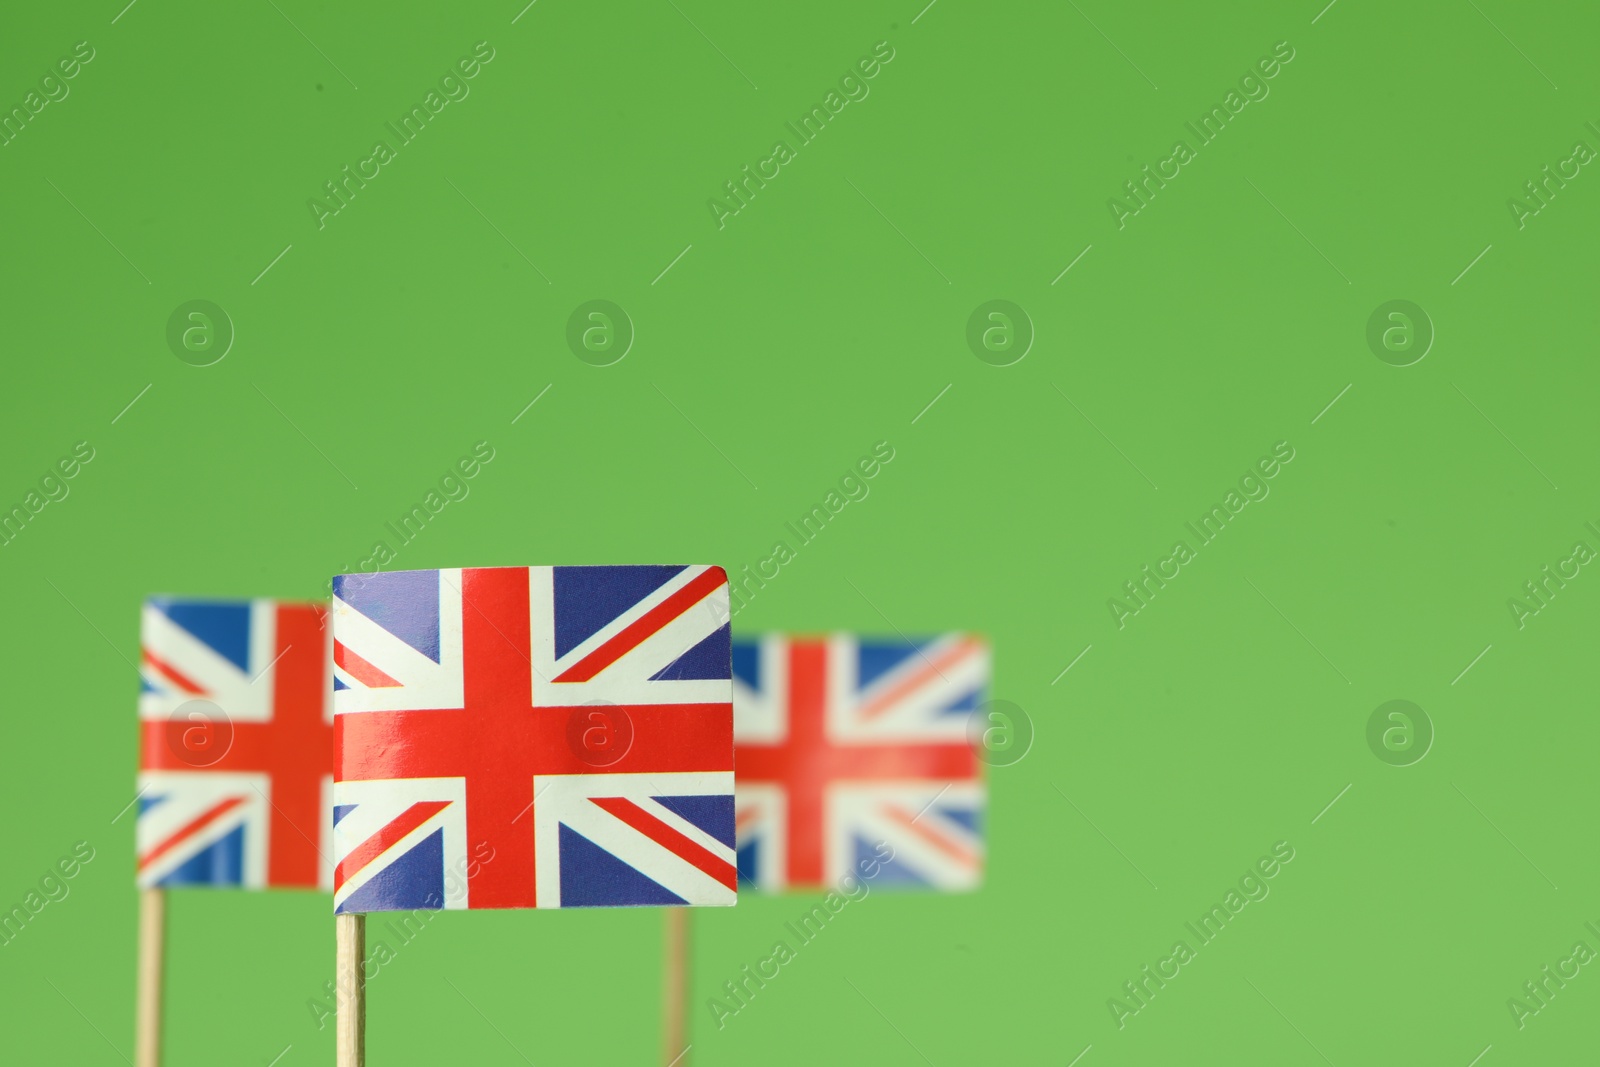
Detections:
[142, 649, 206, 695]
[589, 796, 737, 892]
[857, 638, 979, 721]
[553, 568, 726, 683]
[137, 796, 246, 872]
[334, 800, 451, 893]
[880, 802, 978, 868]
[334, 640, 403, 688]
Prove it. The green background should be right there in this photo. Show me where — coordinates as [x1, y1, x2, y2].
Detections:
[2, 0, 1597, 1062]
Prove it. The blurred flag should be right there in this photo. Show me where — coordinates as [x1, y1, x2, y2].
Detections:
[732, 633, 987, 892]
[331, 565, 735, 913]
[136, 597, 332, 889]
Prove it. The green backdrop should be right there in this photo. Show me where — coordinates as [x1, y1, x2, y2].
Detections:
[2, 0, 1597, 1062]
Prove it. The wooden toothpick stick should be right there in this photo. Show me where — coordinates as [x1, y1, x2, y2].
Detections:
[336, 912, 365, 1067]
[136, 888, 165, 1067]
[662, 908, 691, 1066]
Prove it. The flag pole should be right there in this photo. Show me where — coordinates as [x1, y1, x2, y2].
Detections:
[336, 913, 365, 1067]
[135, 888, 165, 1067]
[662, 907, 691, 1066]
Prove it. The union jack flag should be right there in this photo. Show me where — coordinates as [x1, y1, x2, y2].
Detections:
[733, 634, 987, 892]
[136, 597, 332, 890]
[332, 565, 735, 913]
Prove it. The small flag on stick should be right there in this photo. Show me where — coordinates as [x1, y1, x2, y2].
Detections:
[135, 596, 333, 1066]
[732, 633, 988, 892]
[332, 565, 736, 911]
[330, 565, 735, 1062]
